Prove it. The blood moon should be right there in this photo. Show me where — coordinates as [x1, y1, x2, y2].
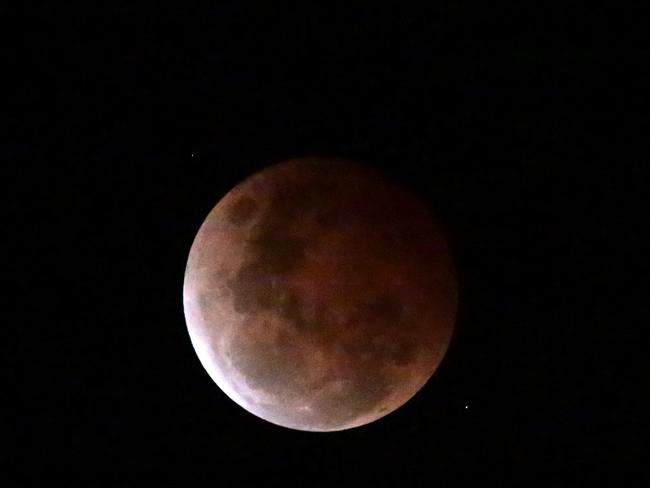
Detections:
[183, 158, 457, 431]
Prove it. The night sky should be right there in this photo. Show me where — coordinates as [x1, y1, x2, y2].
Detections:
[8, 4, 646, 485]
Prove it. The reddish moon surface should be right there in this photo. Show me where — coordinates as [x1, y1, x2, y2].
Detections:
[183, 158, 457, 431]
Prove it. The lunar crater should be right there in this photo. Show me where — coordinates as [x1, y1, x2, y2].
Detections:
[226, 196, 259, 226]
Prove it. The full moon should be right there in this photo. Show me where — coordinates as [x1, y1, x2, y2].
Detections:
[183, 158, 457, 431]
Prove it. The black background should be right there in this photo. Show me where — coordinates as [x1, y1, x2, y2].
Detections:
[7, 3, 646, 485]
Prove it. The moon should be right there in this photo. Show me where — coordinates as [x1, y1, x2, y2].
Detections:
[183, 158, 457, 431]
